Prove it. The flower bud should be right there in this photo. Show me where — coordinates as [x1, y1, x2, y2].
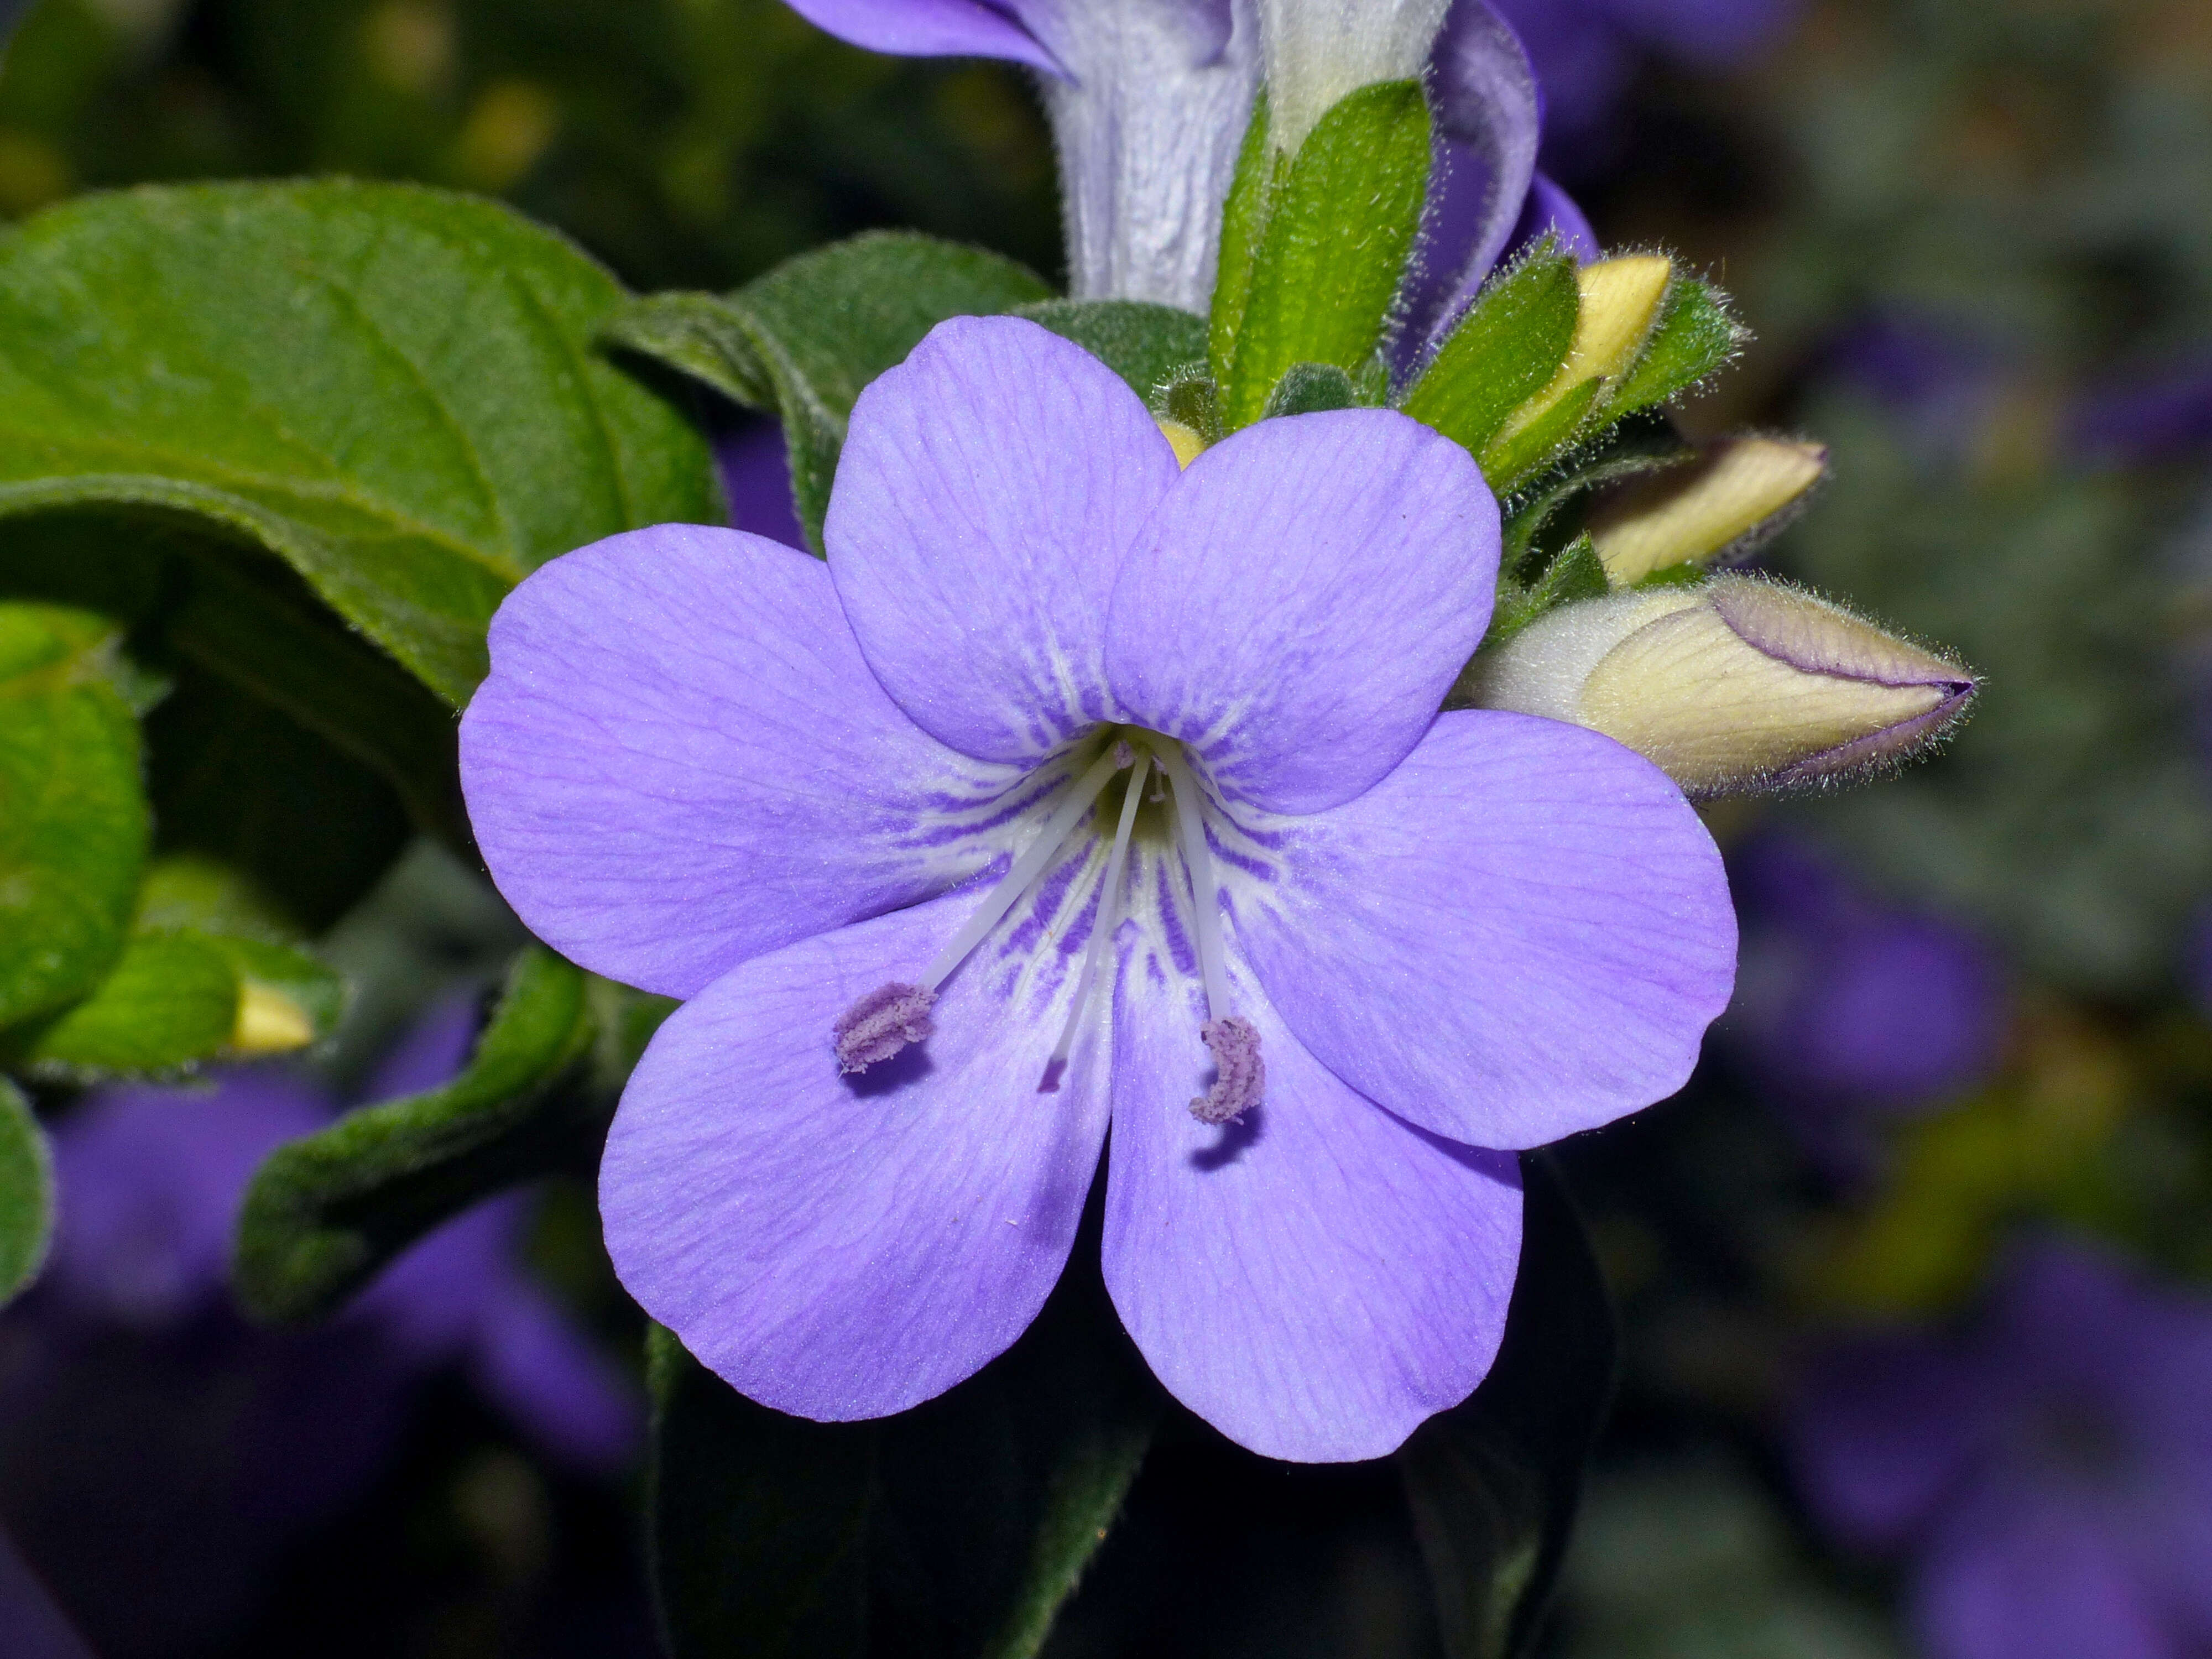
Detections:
[1588, 436, 1829, 586]
[1489, 255, 1674, 450]
[231, 982, 316, 1055]
[1471, 575, 1978, 797]
[1258, 0, 1451, 153]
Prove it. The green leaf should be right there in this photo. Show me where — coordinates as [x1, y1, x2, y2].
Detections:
[1402, 246, 1581, 457]
[1013, 299, 1208, 403]
[1481, 536, 1610, 654]
[146, 667, 412, 933]
[1207, 91, 1279, 385]
[17, 930, 240, 1075]
[232, 946, 596, 1323]
[1499, 413, 1695, 575]
[164, 557, 467, 848]
[606, 233, 1052, 551]
[1606, 277, 1744, 420]
[648, 1235, 1159, 1659]
[0, 181, 719, 705]
[1222, 80, 1432, 429]
[1397, 1156, 1618, 1659]
[1158, 368, 1225, 446]
[0, 602, 149, 1031]
[649, 1327, 877, 1659]
[873, 1245, 1159, 1658]
[1261, 361, 1359, 419]
[1478, 379, 1601, 497]
[0, 1080, 55, 1306]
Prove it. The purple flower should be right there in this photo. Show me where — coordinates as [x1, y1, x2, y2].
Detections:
[1491, 0, 1796, 151]
[1723, 836, 2006, 1119]
[717, 420, 805, 550]
[459, 313, 1736, 1460]
[2067, 354, 2212, 467]
[1788, 1239, 2212, 1659]
[781, 0, 1256, 306]
[776, 0, 1589, 338]
[0, 999, 640, 1647]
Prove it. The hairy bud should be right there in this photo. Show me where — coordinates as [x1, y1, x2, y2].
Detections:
[1588, 436, 1829, 585]
[1490, 255, 1674, 449]
[1471, 575, 1978, 797]
[1257, 0, 1450, 153]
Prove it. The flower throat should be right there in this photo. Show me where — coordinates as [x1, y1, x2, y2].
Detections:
[830, 731, 1264, 1123]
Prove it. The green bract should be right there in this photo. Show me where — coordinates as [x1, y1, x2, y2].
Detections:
[0, 1080, 54, 1307]
[606, 232, 1053, 551]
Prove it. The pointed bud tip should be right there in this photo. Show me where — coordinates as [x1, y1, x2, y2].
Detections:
[1591, 436, 1830, 584]
[1473, 577, 1978, 800]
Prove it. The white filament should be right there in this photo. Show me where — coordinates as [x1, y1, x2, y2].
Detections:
[920, 746, 1125, 993]
[1047, 753, 1152, 1070]
[1154, 743, 1231, 1020]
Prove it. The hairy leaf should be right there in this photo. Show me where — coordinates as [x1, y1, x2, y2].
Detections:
[1478, 379, 1601, 497]
[1482, 536, 1611, 654]
[0, 181, 719, 705]
[649, 1235, 1159, 1659]
[0, 1080, 54, 1306]
[232, 946, 596, 1322]
[1402, 246, 1580, 458]
[1607, 277, 1744, 420]
[17, 930, 240, 1074]
[1015, 299, 1208, 403]
[1223, 81, 1431, 428]
[0, 602, 148, 1031]
[1207, 91, 1277, 385]
[1261, 361, 1359, 419]
[606, 233, 1051, 550]
[1397, 1156, 1617, 1659]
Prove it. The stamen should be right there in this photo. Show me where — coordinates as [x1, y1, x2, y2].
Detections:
[1153, 743, 1231, 1020]
[834, 982, 937, 1073]
[1191, 1016, 1264, 1123]
[1045, 753, 1152, 1085]
[917, 745, 1126, 993]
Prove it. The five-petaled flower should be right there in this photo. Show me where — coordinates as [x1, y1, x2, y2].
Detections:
[460, 314, 1736, 1461]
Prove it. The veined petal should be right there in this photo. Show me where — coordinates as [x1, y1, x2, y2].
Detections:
[1232, 711, 1735, 1148]
[1106, 409, 1497, 815]
[778, 0, 1066, 75]
[602, 883, 1114, 1421]
[829, 316, 1182, 764]
[461, 525, 1018, 1000]
[1102, 931, 1521, 1462]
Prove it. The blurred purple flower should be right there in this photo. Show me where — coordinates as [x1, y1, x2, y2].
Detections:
[1788, 1239, 2212, 1659]
[1492, 0, 1796, 153]
[0, 997, 638, 1653]
[2067, 353, 2212, 468]
[1721, 836, 2005, 1156]
[0, 1525, 92, 1659]
[1825, 311, 2011, 471]
[460, 313, 1736, 1461]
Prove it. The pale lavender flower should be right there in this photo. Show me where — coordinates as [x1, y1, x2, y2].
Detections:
[781, 0, 1258, 307]
[1788, 1239, 2212, 1659]
[460, 313, 1736, 1461]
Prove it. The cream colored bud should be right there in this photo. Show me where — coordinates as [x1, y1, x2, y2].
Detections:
[1472, 575, 1978, 797]
[1588, 437, 1830, 585]
[1491, 255, 1674, 450]
[231, 982, 316, 1055]
[1258, 0, 1450, 154]
[1157, 419, 1209, 468]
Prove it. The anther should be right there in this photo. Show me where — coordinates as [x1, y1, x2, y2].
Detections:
[1191, 1016, 1264, 1124]
[834, 982, 937, 1073]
